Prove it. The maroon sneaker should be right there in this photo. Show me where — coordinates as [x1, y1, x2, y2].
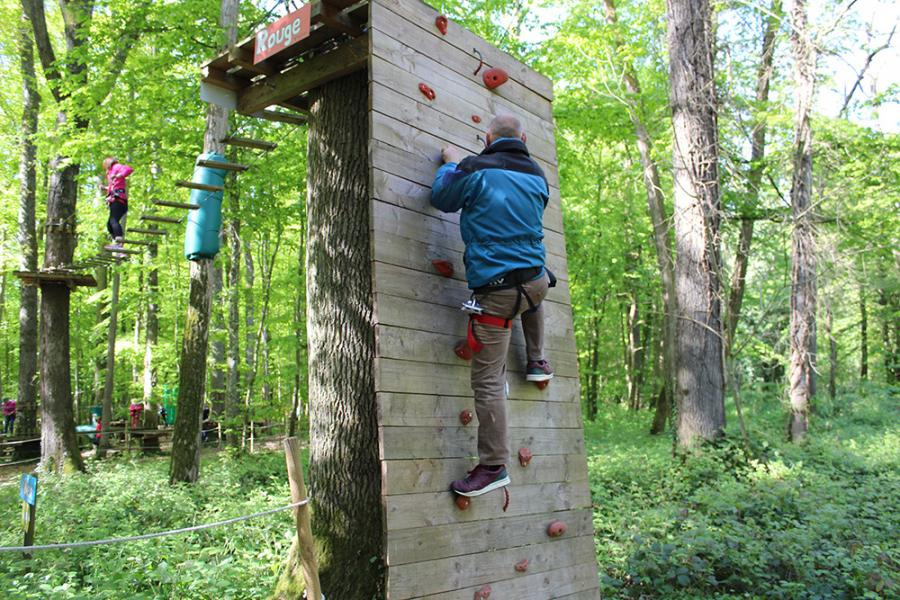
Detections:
[526, 360, 554, 382]
[450, 464, 510, 497]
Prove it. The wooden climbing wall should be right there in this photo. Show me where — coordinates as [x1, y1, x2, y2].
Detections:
[368, 1, 601, 598]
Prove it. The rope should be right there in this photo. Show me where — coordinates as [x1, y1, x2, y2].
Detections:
[0, 498, 309, 553]
[0, 437, 42, 447]
[0, 457, 40, 467]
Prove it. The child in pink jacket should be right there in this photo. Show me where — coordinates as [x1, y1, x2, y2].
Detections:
[101, 157, 134, 251]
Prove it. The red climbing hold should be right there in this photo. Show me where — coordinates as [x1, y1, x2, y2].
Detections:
[474, 584, 492, 599]
[435, 15, 449, 35]
[455, 494, 471, 510]
[482, 67, 509, 90]
[459, 409, 473, 425]
[518, 447, 533, 468]
[472, 115, 482, 124]
[419, 83, 436, 101]
[431, 258, 453, 277]
[455, 340, 474, 361]
[514, 559, 529, 573]
[547, 520, 567, 537]
[535, 380, 549, 390]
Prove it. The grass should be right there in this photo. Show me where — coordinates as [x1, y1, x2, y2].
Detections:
[0, 384, 896, 599]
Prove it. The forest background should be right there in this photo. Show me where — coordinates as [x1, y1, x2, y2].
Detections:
[0, 0, 896, 598]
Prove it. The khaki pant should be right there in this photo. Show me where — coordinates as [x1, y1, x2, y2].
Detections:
[471, 272, 549, 466]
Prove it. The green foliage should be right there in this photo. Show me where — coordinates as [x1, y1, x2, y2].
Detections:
[0, 450, 304, 599]
[589, 385, 899, 598]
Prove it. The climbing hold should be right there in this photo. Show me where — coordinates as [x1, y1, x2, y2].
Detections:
[471, 115, 482, 124]
[514, 559, 529, 573]
[419, 83, 436, 101]
[455, 494, 471, 511]
[518, 447, 533, 468]
[472, 48, 484, 76]
[455, 340, 473, 361]
[547, 520, 567, 537]
[535, 380, 549, 390]
[431, 258, 453, 277]
[435, 15, 449, 35]
[459, 409, 473, 425]
[482, 68, 509, 90]
[474, 584, 492, 599]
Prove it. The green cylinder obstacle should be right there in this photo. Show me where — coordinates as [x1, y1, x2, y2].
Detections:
[184, 152, 227, 260]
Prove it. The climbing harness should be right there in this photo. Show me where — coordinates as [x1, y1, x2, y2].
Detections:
[106, 188, 127, 205]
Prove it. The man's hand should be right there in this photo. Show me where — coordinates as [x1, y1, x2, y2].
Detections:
[441, 147, 464, 164]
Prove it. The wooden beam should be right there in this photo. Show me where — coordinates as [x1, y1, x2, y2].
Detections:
[129, 227, 168, 236]
[121, 239, 155, 246]
[175, 180, 224, 192]
[252, 109, 308, 125]
[141, 215, 182, 224]
[200, 66, 250, 92]
[320, 0, 365, 36]
[14, 270, 97, 288]
[153, 199, 200, 210]
[238, 33, 368, 115]
[104, 246, 143, 255]
[221, 136, 277, 151]
[227, 45, 277, 76]
[196, 159, 250, 172]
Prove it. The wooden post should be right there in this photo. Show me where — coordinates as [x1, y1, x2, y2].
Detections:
[283, 437, 322, 600]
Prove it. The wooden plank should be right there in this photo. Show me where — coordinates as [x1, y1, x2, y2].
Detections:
[373, 293, 577, 356]
[386, 508, 593, 565]
[153, 199, 199, 210]
[370, 54, 557, 166]
[373, 0, 553, 101]
[387, 536, 594, 598]
[382, 453, 589, 495]
[377, 393, 583, 429]
[376, 357, 579, 402]
[371, 108, 559, 190]
[121, 239, 155, 246]
[370, 3, 553, 122]
[196, 159, 250, 172]
[104, 246, 142, 255]
[385, 480, 591, 531]
[175, 180, 224, 193]
[418, 562, 600, 600]
[376, 324, 579, 371]
[380, 426, 584, 460]
[221, 136, 277, 151]
[14, 271, 97, 288]
[128, 228, 167, 236]
[371, 81, 557, 168]
[141, 215, 182, 224]
[252, 109, 308, 125]
[238, 33, 369, 114]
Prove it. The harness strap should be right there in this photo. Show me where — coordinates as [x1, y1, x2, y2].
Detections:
[466, 313, 511, 354]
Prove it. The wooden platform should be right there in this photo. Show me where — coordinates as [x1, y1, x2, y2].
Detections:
[14, 270, 97, 288]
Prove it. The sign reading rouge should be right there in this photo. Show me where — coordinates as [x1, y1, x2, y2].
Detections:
[253, 4, 312, 65]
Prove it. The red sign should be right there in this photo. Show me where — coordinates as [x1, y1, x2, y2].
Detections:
[254, 4, 312, 65]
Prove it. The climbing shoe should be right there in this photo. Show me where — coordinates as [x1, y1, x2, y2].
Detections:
[451, 464, 510, 497]
[526, 360, 554, 382]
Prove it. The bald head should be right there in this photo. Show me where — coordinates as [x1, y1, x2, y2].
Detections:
[488, 114, 524, 140]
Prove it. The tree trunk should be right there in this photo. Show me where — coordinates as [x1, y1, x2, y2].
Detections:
[142, 242, 160, 453]
[94, 267, 108, 408]
[15, 7, 40, 443]
[98, 270, 120, 456]
[787, 0, 818, 442]
[602, 0, 676, 433]
[243, 238, 255, 445]
[826, 302, 837, 402]
[666, 0, 726, 447]
[210, 264, 226, 415]
[725, 0, 780, 358]
[169, 0, 238, 483]
[277, 70, 382, 599]
[289, 237, 306, 439]
[626, 289, 642, 410]
[226, 176, 241, 438]
[859, 285, 868, 379]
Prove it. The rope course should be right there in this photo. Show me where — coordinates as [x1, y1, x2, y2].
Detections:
[0, 498, 309, 553]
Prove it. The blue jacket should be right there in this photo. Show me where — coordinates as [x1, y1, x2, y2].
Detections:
[430, 138, 549, 289]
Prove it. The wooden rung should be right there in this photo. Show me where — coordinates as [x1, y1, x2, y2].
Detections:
[221, 136, 277, 151]
[153, 199, 200, 210]
[122, 239, 155, 246]
[252, 109, 308, 126]
[104, 247, 143, 255]
[141, 215, 182, 224]
[176, 180, 224, 193]
[14, 270, 97, 288]
[197, 159, 249, 172]
[129, 228, 168, 236]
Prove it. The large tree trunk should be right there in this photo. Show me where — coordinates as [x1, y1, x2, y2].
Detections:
[603, 0, 676, 433]
[169, 0, 238, 484]
[276, 70, 382, 599]
[787, 0, 818, 442]
[98, 270, 121, 456]
[142, 242, 160, 452]
[15, 8, 40, 443]
[666, 0, 726, 447]
[859, 285, 868, 379]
